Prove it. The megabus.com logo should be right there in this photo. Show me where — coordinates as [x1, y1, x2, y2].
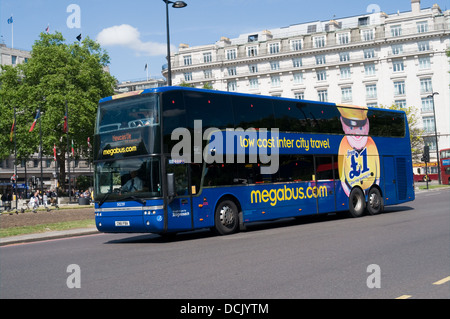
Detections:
[251, 185, 328, 207]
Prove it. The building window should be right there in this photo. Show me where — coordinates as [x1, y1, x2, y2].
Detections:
[419, 56, 431, 69]
[420, 78, 433, 94]
[418, 41, 430, 52]
[271, 75, 281, 87]
[338, 33, 350, 45]
[291, 39, 302, 51]
[203, 52, 212, 63]
[292, 58, 302, 68]
[307, 24, 317, 33]
[421, 97, 434, 112]
[341, 87, 352, 102]
[314, 36, 326, 48]
[395, 100, 407, 108]
[391, 44, 403, 55]
[183, 55, 192, 66]
[422, 116, 435, 133]
[226, 49, 237, 60]
[394, 81, 406, 96]
[249, 64, 258, 73]
[269, 43, 280, 54]
[228, 67, 237, 76]
[184, 72, 193, 81]
[249, 78, 259, 89]
[365, 63, 376, 76]
[358, 17, 369, 26]
[391, 25, 402, 37]
[315, 55, 326, 65]
[340, 66, 351, 79]
[247, 46, 258, 57]
[393, 60, 404, 72]
[318, 90, 328, 102]
[339, 52, 350, 62]
[362, 29, 374, 41]
[11, 55, 17, 65]
[227, 80, 237, 92]
[294, 92, 304, 100]
[364, 49, 375, 59]
[248, 34, 258, 42]
[316, 70, 327, 81]
[270, 61, 280, 71]
[417, 21, 428, 33]
[293, 72, 303, 84]
[366, 84, 377, 99]
[367, 102, 378, 108]
[203, 69, 212, 79]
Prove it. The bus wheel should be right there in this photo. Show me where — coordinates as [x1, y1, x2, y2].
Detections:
[367, 188, 383, 215]
[348, 188, 366, 218]
[214, 199, 239, 235]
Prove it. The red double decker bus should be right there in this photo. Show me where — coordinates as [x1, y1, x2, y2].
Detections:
[413, 162, 438, 182]
[440, 148, 450, 185]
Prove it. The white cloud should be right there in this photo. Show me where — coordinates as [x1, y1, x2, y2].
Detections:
[96, 24, 172, 56]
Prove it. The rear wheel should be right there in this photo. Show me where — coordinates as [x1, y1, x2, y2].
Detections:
[348, 188, 366, 218]
[367, 188, 383, 215]
[214, 199, 239, 235]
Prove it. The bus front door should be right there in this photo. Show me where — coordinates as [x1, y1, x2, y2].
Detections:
[314, 156, 337, 214]
[166, 162, 193, 232]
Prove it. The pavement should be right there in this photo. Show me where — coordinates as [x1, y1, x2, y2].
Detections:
[1, 183, 448, 246]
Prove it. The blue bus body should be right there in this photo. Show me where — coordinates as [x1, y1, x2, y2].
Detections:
[94, 87, 415, 235]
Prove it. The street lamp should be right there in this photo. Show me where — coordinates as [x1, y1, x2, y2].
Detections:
[427, 92, 441, 184]
[163, 0, 187, 86]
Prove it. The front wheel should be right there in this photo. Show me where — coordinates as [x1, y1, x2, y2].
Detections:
[214, 199, 239, 235]
[367, 188, 383, 215]
[348, 188, 366, 218]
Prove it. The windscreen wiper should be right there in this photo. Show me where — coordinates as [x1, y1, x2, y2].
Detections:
[98, 192, 111, 207]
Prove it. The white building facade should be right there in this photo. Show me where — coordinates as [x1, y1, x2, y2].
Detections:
[166, 0, 450, 160]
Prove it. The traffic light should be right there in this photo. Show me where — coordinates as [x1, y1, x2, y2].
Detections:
[422, 145, 430, 163]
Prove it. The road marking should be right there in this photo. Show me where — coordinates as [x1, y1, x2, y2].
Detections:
[395, 295, 412, 299]
[433, 276, 450, 285]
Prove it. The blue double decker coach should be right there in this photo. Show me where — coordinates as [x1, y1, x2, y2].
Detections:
[94, 87, 414, 236]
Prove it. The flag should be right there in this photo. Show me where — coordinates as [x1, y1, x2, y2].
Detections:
[45, 25, 49, 33]
[63, 112, 68, 133]
[53, 144, 57, 161]
[7, 16, 13, 24]
[10, 118, 15, 142]
[76, 33, 82, 41]
[29, 110, 40, 132]
[144, 63, 148, 71]
[71, 140, 75, 157]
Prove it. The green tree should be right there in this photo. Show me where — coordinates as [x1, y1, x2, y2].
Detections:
[0, 32, 116, 191]
[378, 104, 424, 161]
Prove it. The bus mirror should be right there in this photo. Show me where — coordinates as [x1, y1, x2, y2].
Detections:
[167, 173, 175, 198]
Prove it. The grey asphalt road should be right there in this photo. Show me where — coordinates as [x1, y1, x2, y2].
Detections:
[0, 188, 448, 300]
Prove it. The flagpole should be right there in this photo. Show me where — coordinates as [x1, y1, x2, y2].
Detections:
[11, 15, 13, 49]
[13, 106, 18, 210]
[66, 100, 72, 203]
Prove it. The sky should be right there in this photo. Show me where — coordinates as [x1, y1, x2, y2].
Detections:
[1, 0, 448, 83]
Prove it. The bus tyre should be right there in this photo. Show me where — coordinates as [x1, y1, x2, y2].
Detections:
[348, 188, 366, 218]
[214, 200, 239, 235]
[367, 188, 383, 215]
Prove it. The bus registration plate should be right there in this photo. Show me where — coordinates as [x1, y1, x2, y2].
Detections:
[115, 221, 130, 226]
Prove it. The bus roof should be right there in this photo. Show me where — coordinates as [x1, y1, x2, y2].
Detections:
[99, 86, 405, 115]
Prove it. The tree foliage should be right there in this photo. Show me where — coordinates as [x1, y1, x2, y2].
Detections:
[0, 32, 116, 189]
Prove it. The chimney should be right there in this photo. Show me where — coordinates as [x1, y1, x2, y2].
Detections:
[411, 0, 420, 14]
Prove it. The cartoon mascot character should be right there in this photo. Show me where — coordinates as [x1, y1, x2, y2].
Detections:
[337, 104, 380, 197]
